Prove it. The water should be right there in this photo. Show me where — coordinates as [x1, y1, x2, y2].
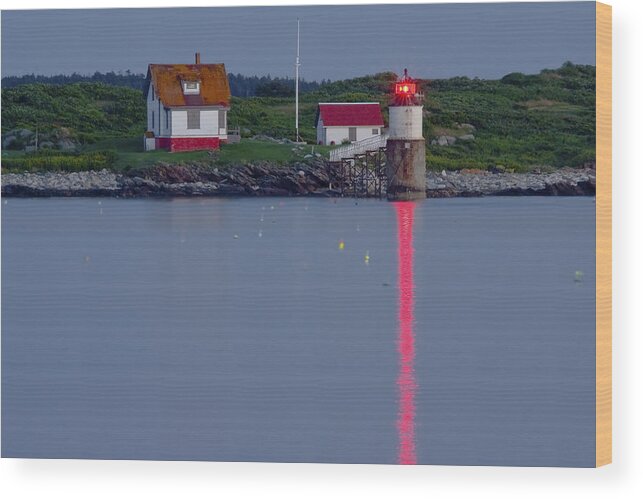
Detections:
[1, 197, 596, 466]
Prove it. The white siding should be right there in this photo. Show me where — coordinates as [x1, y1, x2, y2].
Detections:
[164, 107, 172, 135]
[169, 108, 227, 138]
[316, 117, 324, 144]
[322, 126, 381, 145]
[147, 82, 229, 139]
[146, 85, 161, 136]
[388, 106, 423, 140]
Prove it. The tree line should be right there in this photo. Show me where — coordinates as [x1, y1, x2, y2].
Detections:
[1, 71, 330, 97]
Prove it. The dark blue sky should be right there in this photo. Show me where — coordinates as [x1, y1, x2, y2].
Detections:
[1, 2, 595, 81]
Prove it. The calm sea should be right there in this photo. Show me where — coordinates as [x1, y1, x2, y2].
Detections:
[1, 197, 596, 466]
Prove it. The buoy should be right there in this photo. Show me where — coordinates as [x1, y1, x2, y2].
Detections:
[339, 240, 345, 250]
[258, 230, 263, 238]
[364, 251, 370, 264]
[234, 234, 239, 239]
[574, 270, 584, 282]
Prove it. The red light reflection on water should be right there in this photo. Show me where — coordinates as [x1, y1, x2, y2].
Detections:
[394, 201, 417, 465]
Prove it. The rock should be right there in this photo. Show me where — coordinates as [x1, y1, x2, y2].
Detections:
[425, 167, 595, 197]
[0, 161, 596, 200]
[458, 134, 475, 141]
[2, 135, 17, 148]
[436, 135, 456, 146]
[57, 138, 77, 151]
[16, 128, 35, 139]
[458, 123, 476, 131]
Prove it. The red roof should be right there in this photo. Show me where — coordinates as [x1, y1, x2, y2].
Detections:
[317, 103, 384, 127]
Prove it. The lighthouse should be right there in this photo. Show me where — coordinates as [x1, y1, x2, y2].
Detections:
[386, 69, 426, 201]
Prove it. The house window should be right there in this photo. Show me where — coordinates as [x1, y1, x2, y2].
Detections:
[165, 109, 170, 129]
[187, 109, 201, 129]
[372, 128, 380, 135]
[183, 81, 200, 95]
[348, 127, 357, 142]
[218, 110, 226, 131]
[152, 111, 155, 129]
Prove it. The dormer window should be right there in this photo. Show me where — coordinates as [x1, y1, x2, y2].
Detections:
[182, 80, 200, 95]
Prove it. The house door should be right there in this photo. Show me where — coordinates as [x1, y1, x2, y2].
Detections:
[348, 127, 357, 142]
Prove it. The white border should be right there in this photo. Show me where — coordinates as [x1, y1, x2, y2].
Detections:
[1, 1, 641, 498]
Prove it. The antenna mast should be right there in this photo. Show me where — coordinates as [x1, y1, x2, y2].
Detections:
[295, 18, 301, 142]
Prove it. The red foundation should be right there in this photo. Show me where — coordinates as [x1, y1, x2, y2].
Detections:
[155, 137, 220, 152]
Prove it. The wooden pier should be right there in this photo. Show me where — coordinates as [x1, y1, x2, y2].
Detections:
[327, 145, 388, 198]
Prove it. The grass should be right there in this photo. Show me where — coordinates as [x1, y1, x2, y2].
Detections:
[1, 135, 336, 173]
[74, 136, 333, 173]
[82, 136, 210, 171]
[216, 140, 332, 165]
[2, 63, 596, 173]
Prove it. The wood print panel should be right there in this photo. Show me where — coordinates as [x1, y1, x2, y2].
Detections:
[595, 1, 612, 468]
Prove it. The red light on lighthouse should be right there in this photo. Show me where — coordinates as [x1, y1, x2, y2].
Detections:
[395, 82, 416, 96]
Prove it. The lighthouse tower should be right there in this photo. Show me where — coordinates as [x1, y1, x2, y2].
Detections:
[386, 69, 426, 201]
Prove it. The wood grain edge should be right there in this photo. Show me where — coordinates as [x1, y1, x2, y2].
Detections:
[595, 1, 612, 468]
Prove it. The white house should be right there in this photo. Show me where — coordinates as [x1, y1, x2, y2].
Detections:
[315, 102, 385, 145]
[144, 53, 231, 152]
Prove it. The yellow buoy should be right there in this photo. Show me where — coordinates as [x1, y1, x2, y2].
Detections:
[338, 240, 345, 250]
[364, 251, 370, 264]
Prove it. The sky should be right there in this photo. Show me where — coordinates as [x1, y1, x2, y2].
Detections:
[1, 2, 596, 81]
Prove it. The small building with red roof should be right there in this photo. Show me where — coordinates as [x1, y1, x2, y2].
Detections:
[144, 53, 231, 152]
[315, 102, 385, 145]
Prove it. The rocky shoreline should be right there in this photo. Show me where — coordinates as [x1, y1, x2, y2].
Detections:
[1, 161, 596, 198]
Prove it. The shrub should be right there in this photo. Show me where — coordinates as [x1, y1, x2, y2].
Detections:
[1, 150, 116, 172]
